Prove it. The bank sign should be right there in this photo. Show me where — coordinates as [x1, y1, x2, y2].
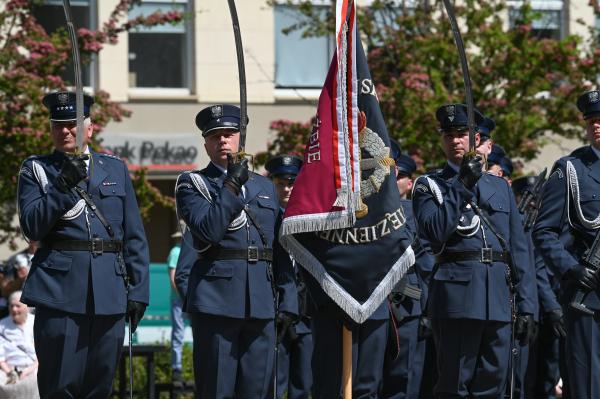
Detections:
[101, 133, 203, 170]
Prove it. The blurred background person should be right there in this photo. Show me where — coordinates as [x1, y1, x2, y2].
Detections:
[0, 290, 38, 399]
[168, 224, 186, 388]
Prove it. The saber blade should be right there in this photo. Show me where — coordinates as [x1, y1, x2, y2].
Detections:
[62, 0, 85, 152]
[226, 0, 248, 152]
[442, 0, 476, 153]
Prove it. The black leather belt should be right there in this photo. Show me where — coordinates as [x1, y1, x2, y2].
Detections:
[435, 249, 509, 264]
[41, 238, 123, 255]
[204, 246, 273, 262]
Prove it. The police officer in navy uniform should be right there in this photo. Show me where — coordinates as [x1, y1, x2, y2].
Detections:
[17, 91, 149, 398]
[412, 104, 536, 398]
[381, 141, 434, 399]
[512, 176, 565, 398]
[533, 90, 600, 399]
[175, 104, 298, 398]
[265, 154, 313, 399]
[487, 144, 513, 182]
[476, 117, 496, 158]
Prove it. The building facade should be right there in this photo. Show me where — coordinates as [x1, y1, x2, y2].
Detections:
[1, 0, 596, 263]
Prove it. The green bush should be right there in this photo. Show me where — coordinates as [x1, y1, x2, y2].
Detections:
[111, 342, 194, 398]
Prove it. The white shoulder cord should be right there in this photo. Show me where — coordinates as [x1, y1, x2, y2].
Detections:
[189, 172, 246, 231]
[424, 175, 480, 236]
[174, 171, 249, 254]
[31, 160, 85, 221]
[566, 160, 600, 230]
[426, 176, 444, 205]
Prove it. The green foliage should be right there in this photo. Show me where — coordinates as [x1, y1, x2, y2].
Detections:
[265, 0, 600, 171]
[0, 1, 182, 247]
[255, 119, 314, 167]
[111, 343, 194, 398]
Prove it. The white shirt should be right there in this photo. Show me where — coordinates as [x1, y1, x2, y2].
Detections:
[0, 315, 36, 368]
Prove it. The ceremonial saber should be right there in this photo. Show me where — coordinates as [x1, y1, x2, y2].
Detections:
[62, 0, 85, 153]
[342, 325, 352, 399]
[442, 0, 476, 155]
[441, 2, 516, 397]
[226, 0, 249, 159]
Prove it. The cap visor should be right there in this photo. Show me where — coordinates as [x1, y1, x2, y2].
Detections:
[202, 126, 240, 137]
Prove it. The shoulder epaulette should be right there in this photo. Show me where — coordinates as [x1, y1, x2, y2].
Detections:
[25, 154, 50, 162]
[569, 146, 589, 158]
[99, 153, 124, 162]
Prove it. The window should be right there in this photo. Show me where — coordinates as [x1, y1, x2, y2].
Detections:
[128, 1, 192, 89]
[508, 0, 564, 40]
[32, 0, 96, 87]
[274, 5, 334, 89]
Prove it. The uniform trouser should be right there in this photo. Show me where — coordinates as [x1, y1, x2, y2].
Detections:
[564, 307, 600, 399]
[419, 335, 437, 399]
[521, 326, 561, 399]
[190, 313, 275, 399]
[381, 316, 426, 399]
[311, 310, 388, 399]
[507, 343, 529, 399]
[432, 318, 511, 399]
[170, 296, 186, 371]
[33, 306, 125, 399]
[275, 332, 313, 399]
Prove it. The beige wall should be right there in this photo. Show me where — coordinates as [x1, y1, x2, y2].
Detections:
[97, 0, 129, 102]
[196, 0, 276, 103]
[2, 0, 599, 260]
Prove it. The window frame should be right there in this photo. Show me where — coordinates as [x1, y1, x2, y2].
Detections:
[126, 0, 194, 96]
[35, 0, 98, 91]
[507, 0, 565, 40]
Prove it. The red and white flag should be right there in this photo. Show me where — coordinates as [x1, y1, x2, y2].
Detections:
[280, 0, 415, 323]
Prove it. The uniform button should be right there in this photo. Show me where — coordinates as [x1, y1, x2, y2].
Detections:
[112, 189, 116, 194]
[90, 214, 95, 218]
[593, 194, 597, 199]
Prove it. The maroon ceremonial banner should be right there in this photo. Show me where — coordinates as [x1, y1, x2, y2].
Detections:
[280, 0, 414, 323]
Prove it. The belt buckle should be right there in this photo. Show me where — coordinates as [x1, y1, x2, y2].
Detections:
[481, 248, 493, 263]
[247, 246, 259, 262]
[91, 238, 103, 256]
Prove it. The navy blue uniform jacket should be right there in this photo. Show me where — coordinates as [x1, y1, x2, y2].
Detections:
[533, 145, 600, 309]
[17, 151, 149, 315]
[175, 163, 297, 319]
[412, 165, 535, 321]
[391, 199, 434, 319]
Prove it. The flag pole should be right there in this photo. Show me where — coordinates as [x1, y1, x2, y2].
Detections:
[342, 325, 352, 399]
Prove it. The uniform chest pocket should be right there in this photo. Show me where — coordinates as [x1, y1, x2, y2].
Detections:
[256, 197, 277, 211]
[578, 192, 600, 218]
[433, 266, 473, 282]
[38, 252, 72, 272]
[99, 185, 126, 220]
[202, 265, 233, 279]
[487, 201, 509, 214]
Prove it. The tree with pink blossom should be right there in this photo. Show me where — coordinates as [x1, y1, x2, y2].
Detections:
[262, 0, 600, 174]
[0, 0, 183, 246]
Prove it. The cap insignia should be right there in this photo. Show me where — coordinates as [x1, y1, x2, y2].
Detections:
[589, 91, 600, 104]
[57, 92, 69, 104]
[211, 105, 223, 118]
[446, 105, 455, 122]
